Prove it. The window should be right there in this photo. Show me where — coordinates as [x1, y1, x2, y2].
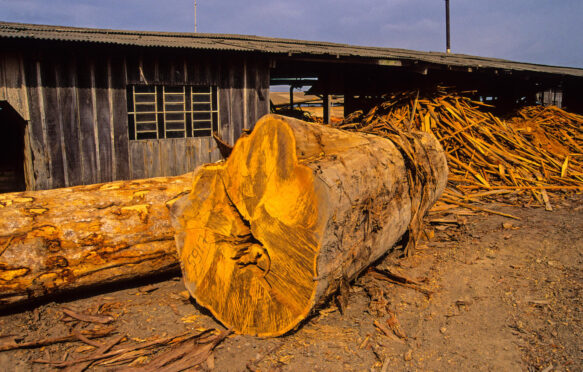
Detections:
[127, 85, 219, 140]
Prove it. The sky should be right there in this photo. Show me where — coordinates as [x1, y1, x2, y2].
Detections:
[2, 0, 582, 68]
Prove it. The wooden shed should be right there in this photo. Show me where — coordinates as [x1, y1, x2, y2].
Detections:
[1, 21, 582, 192]
[0, 23, 270, 192]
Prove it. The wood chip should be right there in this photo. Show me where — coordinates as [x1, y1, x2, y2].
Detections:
[62, 307, 115, 324]
[0, 327, 114, 352]
[368, 268, 433, 297]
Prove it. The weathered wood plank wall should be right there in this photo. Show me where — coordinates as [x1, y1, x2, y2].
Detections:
[125, 51, 269, 179]
[0, 52, 33, 190]
[0, 53, 30, 121]
[2, 45, 269, 190]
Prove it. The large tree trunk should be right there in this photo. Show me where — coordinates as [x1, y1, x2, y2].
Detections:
[170, 114, 448, 337]
[0, 175, 192, 308]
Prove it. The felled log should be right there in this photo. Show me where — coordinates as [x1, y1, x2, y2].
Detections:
[0, 175, 192, 307]
[170, 114, 448, 337]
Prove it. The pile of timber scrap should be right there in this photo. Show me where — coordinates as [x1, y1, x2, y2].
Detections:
[338, 90, 583, 207]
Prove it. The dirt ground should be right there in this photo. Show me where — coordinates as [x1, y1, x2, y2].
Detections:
[1, 193, 582, 371]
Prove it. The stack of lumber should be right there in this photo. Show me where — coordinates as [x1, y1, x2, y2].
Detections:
[338, 90, 583, 207]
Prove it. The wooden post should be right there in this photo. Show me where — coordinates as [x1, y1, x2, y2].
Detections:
[445, 0, 451, 53]
[322, 72, 331, 124]
[323, 93, 331, 124]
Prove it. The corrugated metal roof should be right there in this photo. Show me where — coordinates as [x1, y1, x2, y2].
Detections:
[1, 21, 582, 78]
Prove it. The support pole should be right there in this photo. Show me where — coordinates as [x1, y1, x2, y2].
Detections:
[445, 0, 451, 53]
[323, 93, 331, 125]
[322, 72, 331, 124]
[194, 0, 198, 32]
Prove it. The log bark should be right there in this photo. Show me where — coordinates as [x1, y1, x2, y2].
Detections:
[170, 114, 448, 337]
[0, 175, 192, 307]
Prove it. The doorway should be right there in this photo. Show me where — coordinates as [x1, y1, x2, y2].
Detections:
[0, 101, 26, 193]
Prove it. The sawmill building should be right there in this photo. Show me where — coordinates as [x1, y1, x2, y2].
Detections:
[1, 21, 582, 192]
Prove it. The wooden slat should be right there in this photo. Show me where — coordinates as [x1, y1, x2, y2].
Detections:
[231, 59, 244, 143]
[192, 52, 210, 85]
[207, 55, 220, 86]
[41, 57, 66, 188]
[219, 59, 234, 145]
[128, 139, 162, 178]
[76, 55, 98, 185]
[152, 140, 163, 177]
[165, 139, 177, 175]
[128, 141, 144, 179]
[176, 138, 192, 174]
[182, 56, 189, 84]
[93, 55, 114, 182]
[0, 53, 30, 121]
[242, 57, 248, 131]
[207, 55, 223, 143]
[110, 55, 130, 180]
[170, 138, 184, 175]
[23, 59, 49, 190]
[246, 58, 259, 130]
[169, 56, 182, 84]
[56, 55, 82, 186]
[209, 144, 221, 163]
[256, 59, 270, 124]
[0, 55, 5, 99]
[157, 55, 172, 84]
[259, 62, 270, 121]
[125, 52, 141, 85]
[184, 55, 197, 85]
[197, 136, 206, 168]
[22, 127, 35, 190]
[140, 53, 156, 84]
[185, 137, 198, 171]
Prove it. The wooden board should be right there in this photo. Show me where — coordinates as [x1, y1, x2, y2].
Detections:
[76, 55, 99, 185]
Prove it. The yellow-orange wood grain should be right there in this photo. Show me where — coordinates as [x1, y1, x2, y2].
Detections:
[171, 114, 448, 337]
[0, 175, 192, 307]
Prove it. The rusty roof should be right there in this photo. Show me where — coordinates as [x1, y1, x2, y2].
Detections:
[1, 21, 582, 78]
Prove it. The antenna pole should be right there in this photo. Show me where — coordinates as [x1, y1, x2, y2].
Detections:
[194, 0, 198, 32]
[445, 0, 451, 53]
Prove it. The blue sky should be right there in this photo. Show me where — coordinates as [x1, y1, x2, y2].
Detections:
[2, 0, 582, 68]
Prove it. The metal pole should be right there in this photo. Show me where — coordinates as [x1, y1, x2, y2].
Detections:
[445, 0, 451, 53]
[194, 0, 198, 32]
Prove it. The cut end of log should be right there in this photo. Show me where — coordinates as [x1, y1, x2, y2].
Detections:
[171, 114, 447, 337]
[172, 116, 321, 337]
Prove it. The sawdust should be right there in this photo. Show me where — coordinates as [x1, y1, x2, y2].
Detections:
[1, 194, 581, 371]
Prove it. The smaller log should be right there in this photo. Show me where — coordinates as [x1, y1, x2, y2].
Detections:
[0, 175, 192, 308]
